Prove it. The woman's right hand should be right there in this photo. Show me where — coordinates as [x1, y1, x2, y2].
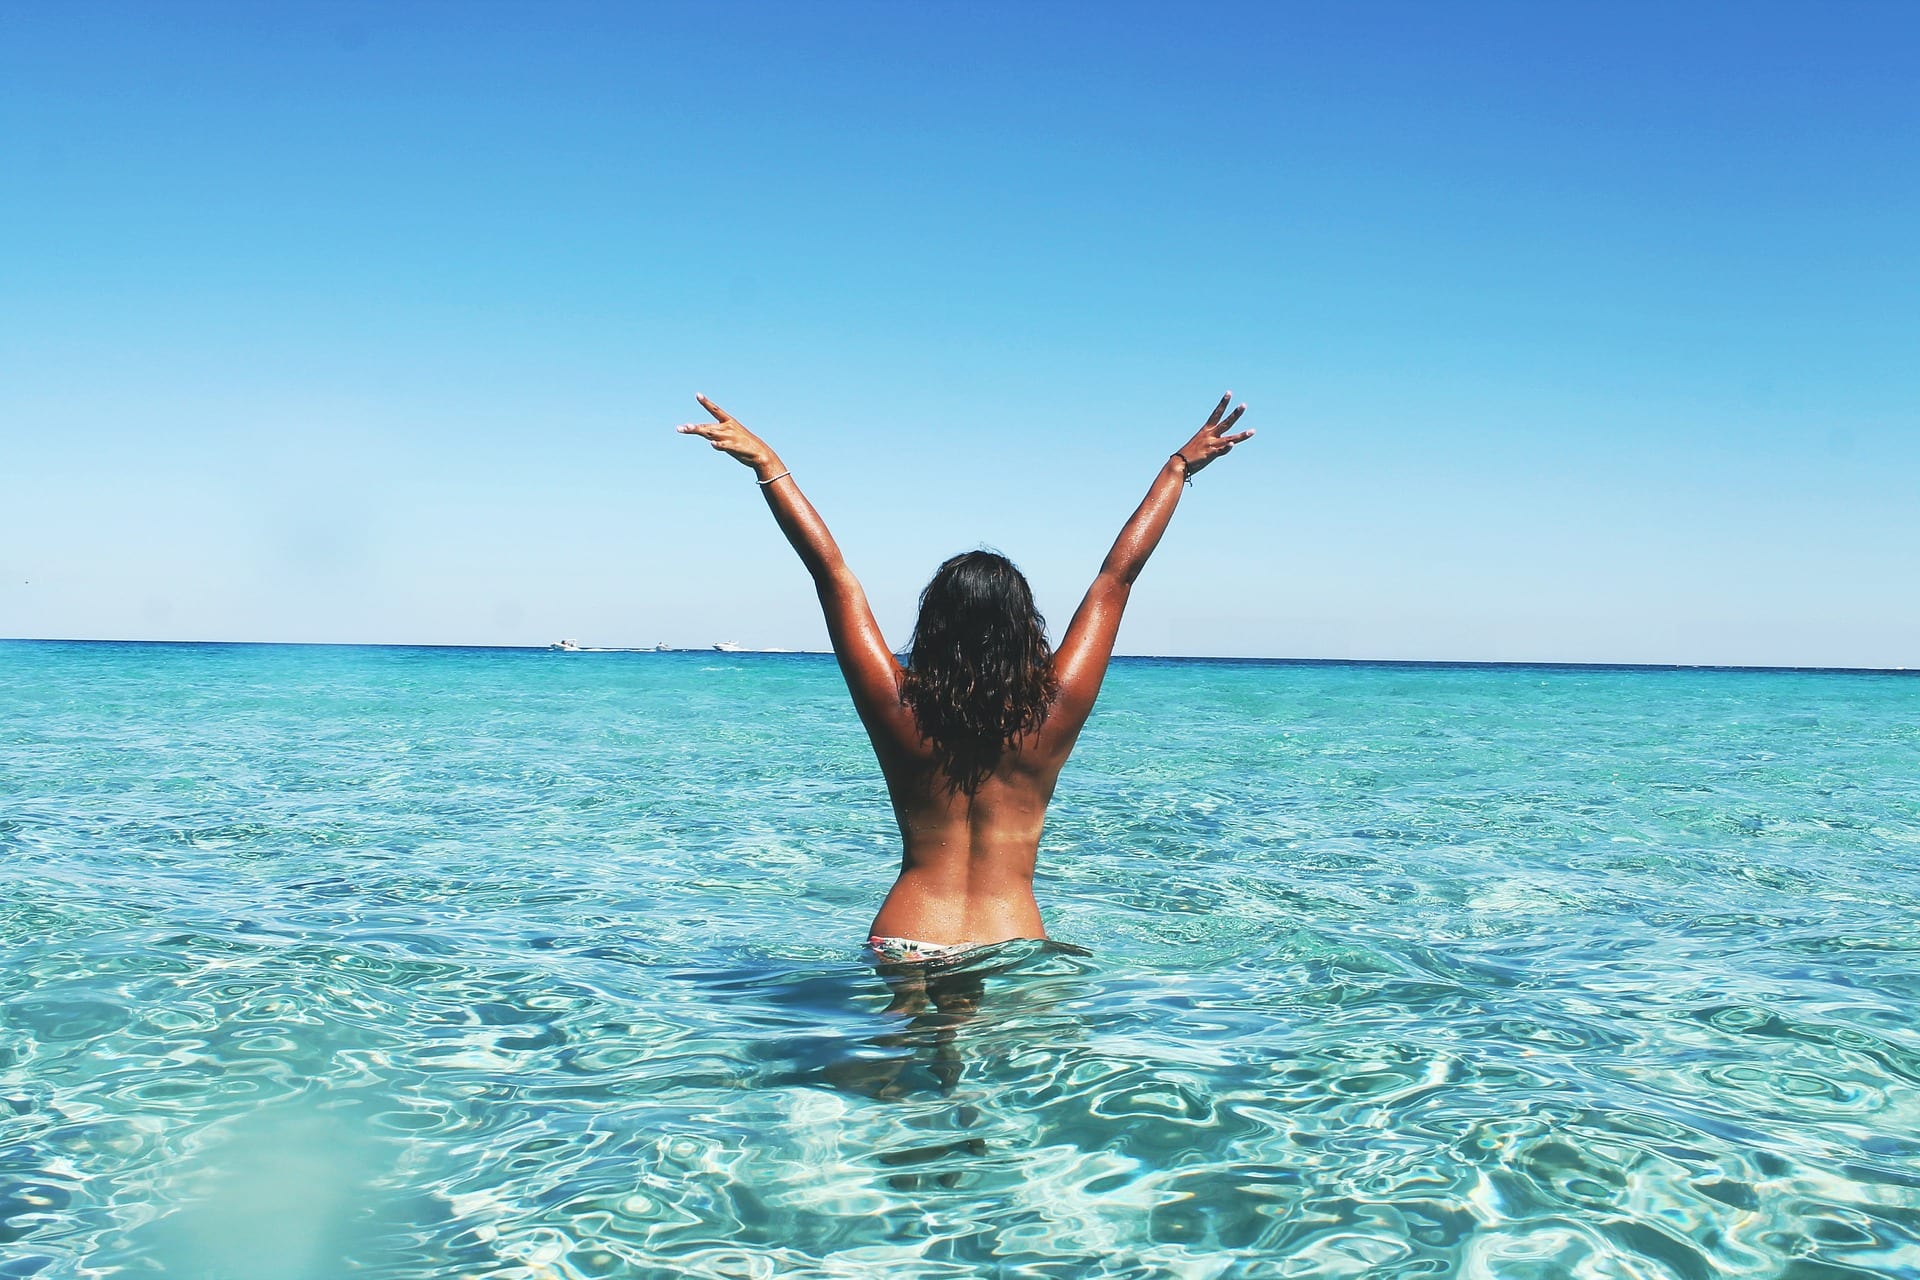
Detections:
[1172, 392, 1253, 477]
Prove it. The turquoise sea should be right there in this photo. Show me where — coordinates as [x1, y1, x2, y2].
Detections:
[2, 640, 1917, 1279]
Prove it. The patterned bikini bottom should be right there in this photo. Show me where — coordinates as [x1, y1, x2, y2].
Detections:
[864, 935, 988, 965]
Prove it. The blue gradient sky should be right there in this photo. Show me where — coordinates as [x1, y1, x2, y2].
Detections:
[4, 2, 1915, 665]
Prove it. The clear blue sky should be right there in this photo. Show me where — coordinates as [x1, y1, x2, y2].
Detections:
[3, 1, 1915, 665]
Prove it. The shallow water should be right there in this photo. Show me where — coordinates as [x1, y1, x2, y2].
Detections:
[2, 641, 1918, 1279]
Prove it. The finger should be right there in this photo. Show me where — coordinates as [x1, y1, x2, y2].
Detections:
[695, 394, 731, 423]
[1205, 391, 1232, 428]
[676, 423, 719, 437]
[1225, 429, 1255, 443]
[1214, 405, 1246, 434]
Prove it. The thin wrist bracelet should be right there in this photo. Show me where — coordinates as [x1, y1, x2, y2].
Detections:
[1170, 452, 1193, 485]
[758, 469, 792, 486]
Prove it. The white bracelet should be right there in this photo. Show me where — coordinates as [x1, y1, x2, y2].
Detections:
[757, 469, 792, 487]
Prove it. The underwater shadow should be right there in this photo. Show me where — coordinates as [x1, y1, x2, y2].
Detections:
[821, 940, 1098, 1187]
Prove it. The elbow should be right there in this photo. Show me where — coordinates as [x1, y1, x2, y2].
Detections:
[814, 558, 856, 591]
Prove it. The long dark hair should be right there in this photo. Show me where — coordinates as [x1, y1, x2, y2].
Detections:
[901, 550, 1059, 793]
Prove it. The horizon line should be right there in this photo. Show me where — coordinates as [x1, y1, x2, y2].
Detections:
[2, 636, 1910, 676]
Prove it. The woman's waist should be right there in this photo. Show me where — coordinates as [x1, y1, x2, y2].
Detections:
[894, 837, 1039, 879]
[885, 862, 1038, 905]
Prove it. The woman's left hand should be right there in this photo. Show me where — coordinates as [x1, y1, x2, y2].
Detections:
[676, 394, 782, 476]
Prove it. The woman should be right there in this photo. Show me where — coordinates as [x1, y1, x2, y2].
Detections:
[677, 392, 1253, 964]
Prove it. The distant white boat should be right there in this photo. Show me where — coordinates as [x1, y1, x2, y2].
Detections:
[712, 641, 747, 652]
[550, 639, 583, 652]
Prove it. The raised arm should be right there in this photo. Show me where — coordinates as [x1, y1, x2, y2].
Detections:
[1047, 393, 1253, 749]
[676, 395, 915, 750]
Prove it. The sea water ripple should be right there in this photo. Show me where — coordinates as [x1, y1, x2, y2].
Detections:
[1, 642, 1918, 1278]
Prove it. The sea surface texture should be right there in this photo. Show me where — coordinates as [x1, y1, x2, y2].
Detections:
[3, 641, 1918, 1280]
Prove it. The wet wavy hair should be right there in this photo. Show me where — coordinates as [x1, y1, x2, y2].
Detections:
[901, 550, 1059, 794]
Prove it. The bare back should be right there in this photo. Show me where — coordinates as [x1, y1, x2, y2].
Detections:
[865, 702, 1084, 945]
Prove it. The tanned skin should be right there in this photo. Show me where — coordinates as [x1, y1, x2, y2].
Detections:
[677, 392, 1253, 947]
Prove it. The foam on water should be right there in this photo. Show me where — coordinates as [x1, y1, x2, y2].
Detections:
[2, 642, 1917, 1277]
